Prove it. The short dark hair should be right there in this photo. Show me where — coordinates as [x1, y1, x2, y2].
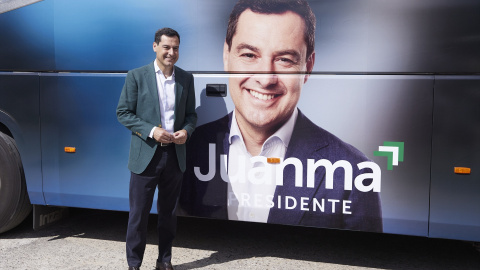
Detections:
[226, 0, 316, 60]
[154, 28, 180, 44]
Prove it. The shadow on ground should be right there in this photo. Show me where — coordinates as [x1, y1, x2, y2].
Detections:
[2, 208, 480, 270]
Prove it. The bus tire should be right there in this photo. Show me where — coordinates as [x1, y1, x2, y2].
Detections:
[0, 132, 32, 234]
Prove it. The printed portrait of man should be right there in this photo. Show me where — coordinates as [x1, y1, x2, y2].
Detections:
[181, 0, 382, 232]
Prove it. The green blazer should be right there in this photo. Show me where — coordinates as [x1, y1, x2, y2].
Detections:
[116, 62, 197, 174]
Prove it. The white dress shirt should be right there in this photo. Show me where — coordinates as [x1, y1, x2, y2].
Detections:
[227, 108, 298, 222]
[150, 60, 176, 137]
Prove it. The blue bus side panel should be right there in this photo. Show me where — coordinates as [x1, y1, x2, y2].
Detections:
[0, 73, 44, 204]
[430, 76, 480, 242]
[52, 0, 200, 72]
[0, 1, 54, 71]
[40, 74, 131, 210]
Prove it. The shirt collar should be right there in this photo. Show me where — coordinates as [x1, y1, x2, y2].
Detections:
[154, 60, 175, 81]
[229, 107, 298, 150]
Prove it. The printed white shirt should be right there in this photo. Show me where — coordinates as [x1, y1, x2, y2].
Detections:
[227, 108, 298, 222]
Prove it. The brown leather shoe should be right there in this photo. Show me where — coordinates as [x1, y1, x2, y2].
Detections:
[156, 261, 174, 270]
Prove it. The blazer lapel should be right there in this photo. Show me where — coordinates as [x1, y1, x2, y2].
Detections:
[217, 113, 232, 218]
[268, 111, 330, 225]
[145, 62, 161, 123]
[222, 113, 233, 156]
[174, 66, 184, 121]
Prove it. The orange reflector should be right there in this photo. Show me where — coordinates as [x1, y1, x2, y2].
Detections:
[454, 167, 471, 174]
[64, 147, 76, 153]
[267, 157, 281, 164]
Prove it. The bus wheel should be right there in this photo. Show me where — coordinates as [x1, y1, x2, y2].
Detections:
[0, 132, 32, 234]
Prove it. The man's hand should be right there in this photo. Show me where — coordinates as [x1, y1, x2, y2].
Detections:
[173, 129, 188, 144]
[153, 127, 174, 144]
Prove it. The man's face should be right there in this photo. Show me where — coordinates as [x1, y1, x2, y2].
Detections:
[153, 35, 179, 71]
[224, 9, 315, 133]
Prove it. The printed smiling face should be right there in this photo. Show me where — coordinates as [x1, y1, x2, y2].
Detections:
[153, 35, 180, 72]
[224, 9, 315, 134]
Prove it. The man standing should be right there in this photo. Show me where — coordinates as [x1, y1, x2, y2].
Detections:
[117, 28, 197, 270]
[182, 0, 382, 232]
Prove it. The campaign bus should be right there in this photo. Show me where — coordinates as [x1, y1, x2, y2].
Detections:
[0, 0, 479, 243]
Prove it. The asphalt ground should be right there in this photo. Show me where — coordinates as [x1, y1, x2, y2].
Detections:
[1, 208, 479, 270]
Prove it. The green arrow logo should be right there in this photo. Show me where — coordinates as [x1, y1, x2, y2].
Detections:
[374, 141, 404, 170]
